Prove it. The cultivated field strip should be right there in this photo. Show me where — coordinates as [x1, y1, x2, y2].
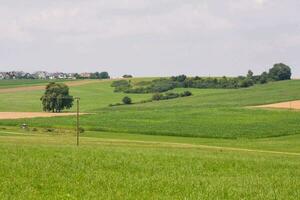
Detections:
[0, 131, 299, 156]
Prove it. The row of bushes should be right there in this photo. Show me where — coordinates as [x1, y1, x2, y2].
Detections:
[111, 63, 292, 94]
[152, 91, 192, 101]
[109, 91, 192, 107]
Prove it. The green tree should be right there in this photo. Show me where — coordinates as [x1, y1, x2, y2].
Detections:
[40, 82, 74, 112]
[269, 63, 292, 81]
[259, 71, 268, 84]
[99, 72, 110, 79]
[122, 96, 132, 104]
[247, 70, 254, 79]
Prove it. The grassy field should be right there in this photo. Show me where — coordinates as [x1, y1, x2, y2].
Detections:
[0, 128, 299, 199]
[0, 79, 77, 89]
[1, 79, 300, 138]
[0, 78, 300, 199]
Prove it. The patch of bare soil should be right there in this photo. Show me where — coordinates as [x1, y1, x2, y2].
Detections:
[0, 112, 83, 119]
[0, 80, 101, 94]
[254, 100, 300, 110]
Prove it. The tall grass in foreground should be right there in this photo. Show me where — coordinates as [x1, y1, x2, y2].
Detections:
[0, 142, 299, 199]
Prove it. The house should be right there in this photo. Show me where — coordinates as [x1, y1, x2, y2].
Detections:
[0, 73, 4, 79]
[34, 71, 48, 79]
[80, 72, 91, 79]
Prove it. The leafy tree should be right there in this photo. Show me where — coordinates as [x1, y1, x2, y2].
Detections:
[122, 96, 132, 104]
[259, 72, 268, 84]
[268, 63, 292, 81]
[239, 78, 254, 88]
[99, 72, 110, 79]
[171, 74, 187, 82]
[90, 72, 100, 79]
[40, 82, 74, 112]
[247, 70, 254, 79]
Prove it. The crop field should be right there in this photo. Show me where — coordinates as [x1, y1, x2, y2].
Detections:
[0, 78, 300, 199]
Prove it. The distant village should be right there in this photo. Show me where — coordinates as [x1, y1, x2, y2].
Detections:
[0, 71, 111, 80]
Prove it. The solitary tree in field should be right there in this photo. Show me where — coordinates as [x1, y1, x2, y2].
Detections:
[40, 82, 74, 112]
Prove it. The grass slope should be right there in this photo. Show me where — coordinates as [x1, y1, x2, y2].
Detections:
[0, 79, 300, 138]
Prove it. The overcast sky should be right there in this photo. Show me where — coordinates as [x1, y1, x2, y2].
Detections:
[0, 0, 299, 77]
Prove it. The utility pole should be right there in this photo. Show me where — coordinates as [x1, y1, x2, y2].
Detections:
[75, 97, 80, 146]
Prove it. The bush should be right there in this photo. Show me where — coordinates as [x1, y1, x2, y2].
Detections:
[122, 96, 132, 104]
[164, 92, 180, 99]
[45, 128, 54, 132]
[123, 75, 133, 78]
[181, 91, 192, 97]
[111, 80, 131, 92]
[239, 78, 254, 88]
[152, 93, 164, 101]
[78, 127, 85, 133]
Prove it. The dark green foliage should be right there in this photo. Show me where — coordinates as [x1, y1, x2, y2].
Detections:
[122, 78, 176, 94]
[268, 63, 292, 81]
[259, 72, 268, 84]
[40, 82, 74, 112]
[90, 72, 110, 79]
[247, 70, 254, 79]
[123, 75, 133, 78]
[152, 91, 192, 101]
[99, 72, 110, 79]
[111, 80, 131, 92]
[171, 74, 187, 82]
[181, 91, 192, 97]
[79, 127, 85, 133]
[239, 78, 254, 88]
[122, 96, 132, 104]
[152, 93, 164, 101]
[112, 64, 292, 94]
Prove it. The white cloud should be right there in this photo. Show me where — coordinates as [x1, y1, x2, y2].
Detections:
[0, 0, 299, 77]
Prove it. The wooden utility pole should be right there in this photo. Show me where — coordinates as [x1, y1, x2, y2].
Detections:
[75, 97, 80, 146]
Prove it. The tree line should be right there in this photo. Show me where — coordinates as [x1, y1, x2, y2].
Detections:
[111, 63, 292, 94]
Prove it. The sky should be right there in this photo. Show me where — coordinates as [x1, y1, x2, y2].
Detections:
[0, 0, 299, 77]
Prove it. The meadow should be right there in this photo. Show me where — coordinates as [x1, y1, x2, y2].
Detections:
[0, 128, 299, 199]
[0, 79, 76, 89]
[1, 79, 300, 138]
[0, 78, 300, 199]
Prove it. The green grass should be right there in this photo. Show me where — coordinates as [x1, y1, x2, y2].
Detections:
[1, 79, 300, 199]
[0, 129, 299, 199]
[0, 79, 77, 89]
[1, 79, 300, 138]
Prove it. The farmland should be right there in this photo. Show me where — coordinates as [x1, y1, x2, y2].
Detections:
[0, 78, 300, 199]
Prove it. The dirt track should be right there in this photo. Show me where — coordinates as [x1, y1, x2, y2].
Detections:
[0, 80, 100, 94]
[0, 112, 85, 119]
[255, 100, 300, 110]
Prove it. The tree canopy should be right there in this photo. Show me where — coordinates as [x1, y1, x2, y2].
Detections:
[40, 82, 74, 112]
[268, 63, 292, 81]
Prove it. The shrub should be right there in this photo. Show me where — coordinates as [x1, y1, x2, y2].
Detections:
[152, 93, 164, 101]
[182, 91, 192, 97]
[45, 128, 54, 132]
[111, 80, 131, 92]
[122, 96, 132, 104]
[164, 92, 180, 99]
[123, 75, 133, 78]
[79, 127, 85, 133]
